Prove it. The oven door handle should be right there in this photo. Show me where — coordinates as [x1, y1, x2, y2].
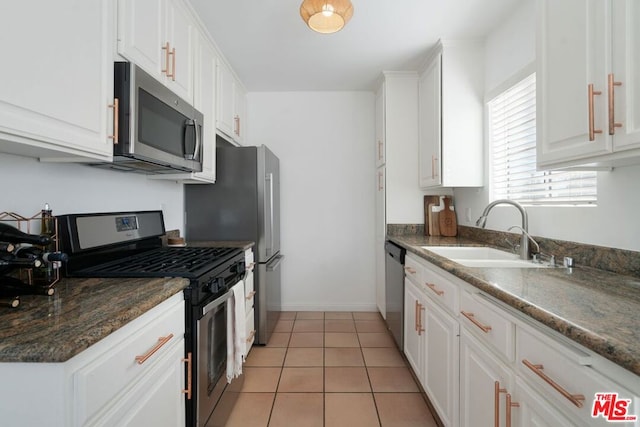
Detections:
[202, 290, 231, 316]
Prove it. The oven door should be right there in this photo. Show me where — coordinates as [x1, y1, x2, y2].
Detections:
[196, 291, 230, 427]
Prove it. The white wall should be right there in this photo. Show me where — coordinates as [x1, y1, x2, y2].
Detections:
[0, 153, 184, 232]
[454, 0, 640, 252]
[247, 92, 377, 311]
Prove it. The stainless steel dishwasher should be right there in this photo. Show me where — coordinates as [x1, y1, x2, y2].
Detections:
[384, 241, 406, 350]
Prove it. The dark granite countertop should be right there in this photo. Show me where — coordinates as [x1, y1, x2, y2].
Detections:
[0, 276, 189, 363]
[389, 234, 640, 377]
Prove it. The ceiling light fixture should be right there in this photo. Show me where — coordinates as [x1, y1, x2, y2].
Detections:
[300, 0, 354, 34]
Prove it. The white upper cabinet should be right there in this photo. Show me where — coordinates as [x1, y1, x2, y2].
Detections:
[216, 59, 246, 145]
[118, 0, 194, 103]
[0, 0, 114, 162]
[418, 40, 484, 189]
[537, 0, 640, 169]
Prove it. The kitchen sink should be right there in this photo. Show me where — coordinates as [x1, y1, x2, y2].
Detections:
[421, 246, 550, 268]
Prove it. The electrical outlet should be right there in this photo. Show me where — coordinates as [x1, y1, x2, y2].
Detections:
[465, 207, 472, 222]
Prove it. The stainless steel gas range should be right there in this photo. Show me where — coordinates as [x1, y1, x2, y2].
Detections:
[59, 210, 245, 427]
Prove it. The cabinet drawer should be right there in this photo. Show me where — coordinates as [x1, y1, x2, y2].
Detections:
[74, 299, 185, 425]
[459, 291, 514, 362]
[404, 255, 423, 285]
[245, 309, 255, 356]
[517, 326, 637, 426]
[422, 265, 458, 315]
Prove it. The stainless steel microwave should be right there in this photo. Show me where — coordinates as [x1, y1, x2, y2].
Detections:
[91, 62, 203, 174]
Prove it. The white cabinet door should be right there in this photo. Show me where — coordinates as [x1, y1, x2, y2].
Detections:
[513, 377, 577, 427]
[536, 0, 610, 167]
[118, 0, 193, 103]
[105, 339, 186, 427]
[611, 0, 640, 151]
[375, 86, 386, 167]
[460, 328, 514, 427]
[418, 53, 442, 188]
[375, 167, 386, 317]
[0, 0, 114, 161]
[216, 59, 236, 140]
[423, 296, 459, 427]
[165, 0, 194, 102]
[404, 278, 425, 382]
[118, 0, 166, 80]
[193, 33, 217, 182]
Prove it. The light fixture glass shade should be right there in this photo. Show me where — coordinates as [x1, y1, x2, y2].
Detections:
[300, 0, 354, 34]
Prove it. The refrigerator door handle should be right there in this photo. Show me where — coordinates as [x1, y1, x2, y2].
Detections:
[266, 254, 284, 271]
[266, 173, 274, 257]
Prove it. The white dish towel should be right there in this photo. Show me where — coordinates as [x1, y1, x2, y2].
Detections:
[226, 282, 246, 383]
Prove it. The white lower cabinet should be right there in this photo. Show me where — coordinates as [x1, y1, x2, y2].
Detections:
[244, 248, 256, 355]
[404, 253, 640, 427]
[460, 328, 514, 427]
[512, 377, 576, 427]
[0, 293, 187, 427]
[423, 296, 459, 427]
[404, 277, 426, 381]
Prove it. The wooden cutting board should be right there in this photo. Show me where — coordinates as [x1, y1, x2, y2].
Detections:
[424, 195, 441, 236]
[438, 196, 458, 237]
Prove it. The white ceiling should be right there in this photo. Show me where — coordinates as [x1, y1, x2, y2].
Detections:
[189, 0, 524, 92]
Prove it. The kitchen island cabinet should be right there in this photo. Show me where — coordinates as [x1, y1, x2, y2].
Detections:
[398, 238, 640, 427]
[0, 0, 114, 163]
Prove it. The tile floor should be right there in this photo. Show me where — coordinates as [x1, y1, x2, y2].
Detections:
[209, 311, 438, 427]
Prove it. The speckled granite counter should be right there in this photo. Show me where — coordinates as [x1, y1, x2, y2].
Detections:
[389, 234, 640, 377]
[0, 276, 189, 363]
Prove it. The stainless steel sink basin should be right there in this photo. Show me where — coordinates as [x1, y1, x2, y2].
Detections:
[421, 246, 550, 268]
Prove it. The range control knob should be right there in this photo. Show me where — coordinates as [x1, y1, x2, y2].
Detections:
[206, 277, 225, 294]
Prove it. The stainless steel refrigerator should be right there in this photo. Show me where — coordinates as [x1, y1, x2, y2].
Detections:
[184, 144, 283, 345]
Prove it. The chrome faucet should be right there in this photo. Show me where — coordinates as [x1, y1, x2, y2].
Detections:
[475, 199, 534, 260]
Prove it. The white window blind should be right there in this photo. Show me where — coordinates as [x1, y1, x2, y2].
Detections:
[489, 73, 597, 205]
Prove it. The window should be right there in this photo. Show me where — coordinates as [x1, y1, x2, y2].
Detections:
[489, 73, 597, 205]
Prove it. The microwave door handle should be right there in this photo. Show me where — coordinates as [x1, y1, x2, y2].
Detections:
[192, 118, 201, 161]
[184, 119, 200, 161]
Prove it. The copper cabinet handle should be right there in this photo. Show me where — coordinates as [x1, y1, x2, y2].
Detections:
[588, 84, 603, 141]
[431, 155, 436, 179]
[162, 42, 171, 76]
[522, 359, 585, 407]
[417, 302, 425, 335]
[414, 300, 419, 332]
[377, 140, 383, 160]
[170, 47, 176, 81]
[608, 74, 623, 135]
[505, 393, 519, 427]
[246, 290, 256, 300]
[494, 381, 507, 427]
[460, 311, 492, 333]
[182, 352, 192, 400]
[404, 266, 416, 274]
[135, 333, 174, 364]
[246, 329, 256, 343]
[426, 283, 444, 296]
[108, 98, 119, 144]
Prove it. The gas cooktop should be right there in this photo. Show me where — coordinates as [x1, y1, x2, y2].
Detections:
[72, 246, 241, 279]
